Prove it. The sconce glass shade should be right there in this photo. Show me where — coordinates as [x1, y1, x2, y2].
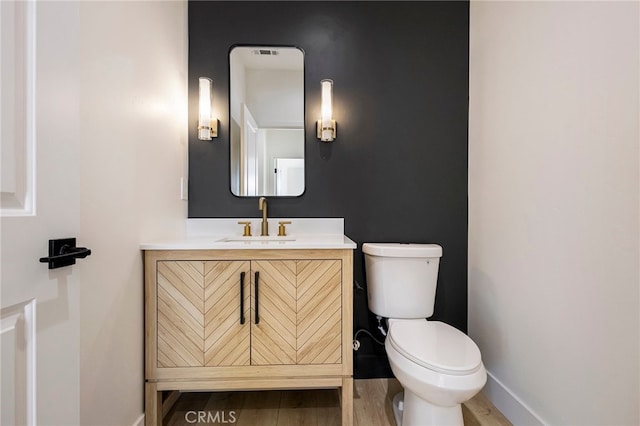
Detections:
[198, 77, 216, 140]
[321, 79, 333, 123]
[318, 79, 336, 142]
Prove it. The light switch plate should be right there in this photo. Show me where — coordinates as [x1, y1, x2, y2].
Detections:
[180, 177, 188, 201]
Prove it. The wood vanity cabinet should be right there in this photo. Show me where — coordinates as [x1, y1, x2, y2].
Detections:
[144, 249, 353, 425]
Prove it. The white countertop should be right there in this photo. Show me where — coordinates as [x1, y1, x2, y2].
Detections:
[140, 234, 356, 250]
[140, 218, 357, 250]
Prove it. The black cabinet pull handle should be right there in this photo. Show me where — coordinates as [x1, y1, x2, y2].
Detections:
[254, 271, 260, 324]
[239, 272, 245, 325]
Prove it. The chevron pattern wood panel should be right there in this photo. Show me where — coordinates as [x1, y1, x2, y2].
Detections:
[157, 260, 249, 368]
[156, 257, 344, 368]
[296, 260, 342, 365]
[250, 260, 297, 365]
[157, 261, 205, 367]
[204, 261, 250, 366]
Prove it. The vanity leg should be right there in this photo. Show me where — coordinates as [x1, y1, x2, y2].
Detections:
[145, 382, 162, 426]
[341, 377, 353, 426]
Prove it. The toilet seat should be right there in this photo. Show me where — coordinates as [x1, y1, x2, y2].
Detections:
[388, 321, 482, 376]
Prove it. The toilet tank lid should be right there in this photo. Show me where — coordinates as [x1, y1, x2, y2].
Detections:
[362, 243, 442, 258]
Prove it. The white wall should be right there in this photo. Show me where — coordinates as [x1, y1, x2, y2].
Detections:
[469, 2, 639, 424]
[246, 69, 304, 128]
[79, 1, 187, 424]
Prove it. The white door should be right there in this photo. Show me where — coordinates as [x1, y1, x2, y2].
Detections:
[241, 104, 258, 196]
[274, 158, 304, 196]
[1, 2, 81, 424]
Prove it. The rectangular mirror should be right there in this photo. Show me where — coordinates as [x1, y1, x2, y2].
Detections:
[229, 46, 305, 197]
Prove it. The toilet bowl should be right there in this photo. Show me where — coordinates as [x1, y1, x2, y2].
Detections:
[385, 319, 487, 425]
[362, 243, 487, 426]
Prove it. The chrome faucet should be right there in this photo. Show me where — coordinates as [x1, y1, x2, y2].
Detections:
[258, 196, 269, 236]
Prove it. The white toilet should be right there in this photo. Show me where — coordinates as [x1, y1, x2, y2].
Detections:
[363, 243, 487, 426]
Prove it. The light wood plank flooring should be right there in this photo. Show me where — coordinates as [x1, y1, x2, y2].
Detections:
[164, 379, 511, 426]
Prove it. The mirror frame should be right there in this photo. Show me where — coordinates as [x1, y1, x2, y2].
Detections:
[228, 44, 306, 198]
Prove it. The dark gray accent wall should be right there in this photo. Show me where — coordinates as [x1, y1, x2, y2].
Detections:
[189, 1, 469, 378]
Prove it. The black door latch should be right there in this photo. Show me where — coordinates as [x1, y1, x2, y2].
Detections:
[39, 238, 92, 269]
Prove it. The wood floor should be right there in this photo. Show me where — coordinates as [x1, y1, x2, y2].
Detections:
[164, 379, 511, 426]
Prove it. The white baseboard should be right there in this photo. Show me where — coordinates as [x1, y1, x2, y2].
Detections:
[132, 390, 179, 426]
[132, 413, 145, 426]
[483, 370, 547, 426]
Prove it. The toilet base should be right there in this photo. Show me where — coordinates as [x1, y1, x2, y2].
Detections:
[392, 392, 404, 426]
[391, 391, 463, 426]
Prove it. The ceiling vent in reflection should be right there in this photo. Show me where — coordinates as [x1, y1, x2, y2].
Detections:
[253, 49, 279, 56]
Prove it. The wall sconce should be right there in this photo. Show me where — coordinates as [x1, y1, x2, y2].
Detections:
[317, 79, 336, 142]
[198, 77, 218, 140]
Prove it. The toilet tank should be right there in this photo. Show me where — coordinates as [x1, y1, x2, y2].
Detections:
[363, 243, 442, 319]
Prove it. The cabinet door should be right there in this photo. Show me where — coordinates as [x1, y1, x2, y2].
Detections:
[156, 260, 249, 368]
[250, 260, 297, 365]
[296, 260, 342, 364]
[157, 261, 206, 367]
[250, 259, 343, 366]
[204, 261, 250, 366]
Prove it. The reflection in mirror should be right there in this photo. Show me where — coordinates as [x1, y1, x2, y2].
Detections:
[230, 46, 305, 197]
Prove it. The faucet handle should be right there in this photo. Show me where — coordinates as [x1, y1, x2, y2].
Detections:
[237, 221, 252, 237]
[277, 221, 292, 237]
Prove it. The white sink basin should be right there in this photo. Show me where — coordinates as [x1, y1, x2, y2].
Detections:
[219, 236, 296, 242]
